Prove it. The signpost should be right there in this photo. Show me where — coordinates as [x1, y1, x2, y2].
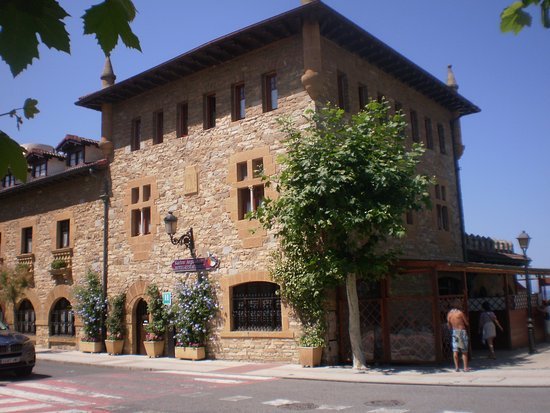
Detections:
[171, 254, 219, 273]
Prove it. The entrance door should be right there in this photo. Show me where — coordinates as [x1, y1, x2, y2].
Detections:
[135, 299, 148, 355]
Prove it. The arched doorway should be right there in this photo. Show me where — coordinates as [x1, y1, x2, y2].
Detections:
[16, 299, 35, 334]
[135, 299, 148, 355]
[50, 298, 75, 337]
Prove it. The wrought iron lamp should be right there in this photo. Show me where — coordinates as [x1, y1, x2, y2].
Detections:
[164, 211, 194, 252]
[517, 230, 535, 354]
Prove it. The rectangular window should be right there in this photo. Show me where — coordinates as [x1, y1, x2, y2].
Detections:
[237, 162, 248, 181]
[358, 84, 368, 110]
[142, 185, 151, 202]
[131, 209, 141, 237]
[22, 227, 32, 254]
[204, 93, 216, 129]
[2, 173, 17, 188]
[57, 220, 70, 249]
[32, 161, 47, 178]
[424, 117, 434, 149]
[67, 150, 84, 166]
[263, 72, 278, 112]
[437, 123, 446, 154]
[142, 207, 151, 235]
[232, 83, 246, 121]
[153, 111, 164, 145]
[337, 72, 349, 112]
[177, 102, 188, 137]
[437, 205, 449, 231]
[238, 188, 252, 220]
[252, 158, 264, 178]
[131, 118, 141, 151]
[131, 187, 139, 204]
[410, 110, 420, 143]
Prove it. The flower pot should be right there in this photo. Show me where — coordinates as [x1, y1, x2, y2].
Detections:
[105, 339, 124, 355]
[79, 340, 102, 353]
[144, 340, 164, 358]
[298, 346, 323, 367]
[175, 346, 206, 360]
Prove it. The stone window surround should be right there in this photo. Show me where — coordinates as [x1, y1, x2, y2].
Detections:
[50, 211, 75, 252]
[124, 177, 159, 261]
[226, 147, 276, 249]
[220, 272, 293, 339]
[434, 179, 451, 233]
[17, 219, 36, 256]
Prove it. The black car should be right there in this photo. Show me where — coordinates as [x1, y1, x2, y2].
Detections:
[0, 319, 35, 376]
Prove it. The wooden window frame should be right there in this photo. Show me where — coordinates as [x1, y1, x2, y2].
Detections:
[131, 117, 141, 151]
[204, 93, 216, 129]
[177, 102, 189, 138]
[263, 72, 278, 112]
[232, 82, 246, 121]
[57, 219, 70, 249]
[358, 84, 369, 110]
[22, 227, 32, 254]
[153, 110, 164, 145]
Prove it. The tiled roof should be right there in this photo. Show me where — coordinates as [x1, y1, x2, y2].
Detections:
[55, 134, 100, 152]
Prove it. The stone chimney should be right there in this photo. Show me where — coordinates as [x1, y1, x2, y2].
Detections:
[446, 64, 458, 92]
[101, 56, 116, 89]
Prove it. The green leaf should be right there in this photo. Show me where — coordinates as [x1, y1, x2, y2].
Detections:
[0, 131, 27, 183]
[82, 0, 142, 56]
[0, 0, 70, 76]
[23, 98, 39, 119]
[501, 2, 533, 33]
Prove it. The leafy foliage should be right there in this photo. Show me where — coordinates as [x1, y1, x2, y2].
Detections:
[172, 278, 218, 347]
[105, 293, 126, 340]
[73, 270, 106, 342]
[144, 284, 168, 341]
[50, 259, 68, 270]
[0, 265, 32, 309]
[501, 0, 550, 33]
[254, 102, 432, 351]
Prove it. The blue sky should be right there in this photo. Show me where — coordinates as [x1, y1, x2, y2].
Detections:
[2, 1, 549, 268]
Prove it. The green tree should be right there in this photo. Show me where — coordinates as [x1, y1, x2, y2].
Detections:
[501, 1, 550, 33]
[73, 270, 106, 341]
[0, 265, 32, 329]
[145, 284, 169, 341]
[0, 0, 142, 183]
[255, 102, 432, 369]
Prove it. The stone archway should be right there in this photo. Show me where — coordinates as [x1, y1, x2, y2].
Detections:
[126, 280, 148, 355]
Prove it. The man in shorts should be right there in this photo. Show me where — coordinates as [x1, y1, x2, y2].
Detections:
[447, 299, 470, 372]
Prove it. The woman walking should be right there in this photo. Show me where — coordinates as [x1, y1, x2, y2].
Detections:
[479, 301, 504, 359]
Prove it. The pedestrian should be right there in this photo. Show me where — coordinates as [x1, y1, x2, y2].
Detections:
[478, 301, 503, 359]
[447, 299, 470, 372]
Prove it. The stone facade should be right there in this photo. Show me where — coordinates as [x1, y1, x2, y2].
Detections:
[1, 2, 480, 363]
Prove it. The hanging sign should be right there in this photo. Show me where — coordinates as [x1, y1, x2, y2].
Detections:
[162, 292, 172, 306]
[171, 253, 219, 273]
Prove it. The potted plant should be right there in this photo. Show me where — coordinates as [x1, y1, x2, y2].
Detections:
[74, 270, 105, 353]
[143, 284, 168, 358]
[105, 293, 125, 355]
[298, 323, 326, 367]
[172, 277, 218, 360]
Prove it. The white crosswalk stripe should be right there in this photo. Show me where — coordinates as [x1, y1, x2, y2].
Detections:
[14, 382, 122, 399]
[0, 403, 52, 412]
[317, 405, 353, 410]
[262, 398, 301, 406]
[194, 377, 244, 384]
[154, 369, 273, 381]
[366, 408, 409, 413]
[0, 387, 88, 406]
[220, 395, 254, 402]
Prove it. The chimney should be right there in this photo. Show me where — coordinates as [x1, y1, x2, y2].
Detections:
[101, 56, 116, 89]
[446, 64, 458, 92]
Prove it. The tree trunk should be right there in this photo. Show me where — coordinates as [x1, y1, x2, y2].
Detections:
[346, 272, 367, 369]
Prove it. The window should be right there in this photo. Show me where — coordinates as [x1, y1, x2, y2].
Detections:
[50, 298, 74, 336]
[232, 83, 246, 121]
[15, 299, 35, 335]
[232, 282, 281, 331]
[22, 227, 32, 254]
[435, 184, 449, 231]
[204, 93, 216, 129]
[177, 102, 188, 137]
[130, 183, 153, 237]
[252, 158, 264, 178]
[263, 72, 278, 112]
[31, 161, 47, 178]
[437, 123, 447, 154]
[131, 118, 141, 151]
[358, 84, 368, 110]
[337, 72, 349, 112]
[153, 111, 164, 145]
[1, 173, 16, 188]
[237, 162, 248, 181]
[67, 150, 84, 166]
[424, 117, 434, 149]
[57, 220, 70, 249]
[410, 110, 420, 143]
[237, 185, 264, 220]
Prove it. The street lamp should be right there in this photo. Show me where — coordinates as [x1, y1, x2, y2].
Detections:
[164, 211, 195, 253]
[517, 230, 535, 354]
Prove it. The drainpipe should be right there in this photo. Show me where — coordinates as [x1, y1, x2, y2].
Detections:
[99, 178, 110, 341]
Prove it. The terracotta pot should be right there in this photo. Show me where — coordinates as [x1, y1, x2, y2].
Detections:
[298, 346, 323, 367]
[144, 340, 164, 358]
[105, 339, 124, 355]
[175, 346, 206, 360]
[79, 340, 102, 353]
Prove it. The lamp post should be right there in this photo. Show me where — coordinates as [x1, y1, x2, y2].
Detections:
[164, 211, 195, 253]
[517, 230, 535, 354]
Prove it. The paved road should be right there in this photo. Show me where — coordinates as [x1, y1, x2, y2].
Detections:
[0, 360, 547, 412]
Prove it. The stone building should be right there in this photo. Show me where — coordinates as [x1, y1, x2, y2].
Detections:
[2, 1, 548, 364]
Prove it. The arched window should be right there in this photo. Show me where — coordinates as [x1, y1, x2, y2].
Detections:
[50, 298, 74, 336]
[16, 299, 35, 334]
[232, 282, 281, 331]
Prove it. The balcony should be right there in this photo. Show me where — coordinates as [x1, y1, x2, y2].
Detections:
[50, 248, 73, 284]
[15, 253, 34, 286]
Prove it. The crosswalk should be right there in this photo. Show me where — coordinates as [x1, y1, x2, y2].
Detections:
[0, 378, 477, 413]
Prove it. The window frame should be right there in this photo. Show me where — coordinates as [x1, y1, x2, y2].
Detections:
[231, 282, 282, 332]
[410, 110, 420, 143]
[153, 110, 164, 145]
[232, 82, 246, 121]
[358, 84, 369, 110]
[177, 102, 189, 138]
[57, 219, 70, 249]
[263, 72, 278, 112]
[424, 117, 434, 150]
[22, 227, 32, 254]
[437, 123, 447, 154]
[204, 93, 216, 129]
[337, 71, 349, 112]
[131, 117, 141, 151]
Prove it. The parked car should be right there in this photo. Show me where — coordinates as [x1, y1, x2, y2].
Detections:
[0, 319, 35, 377]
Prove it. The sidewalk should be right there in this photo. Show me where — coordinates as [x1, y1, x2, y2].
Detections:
[36, 343, 550, 388]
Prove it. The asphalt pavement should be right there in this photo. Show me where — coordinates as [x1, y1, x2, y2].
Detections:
[36, 342, 550, 388]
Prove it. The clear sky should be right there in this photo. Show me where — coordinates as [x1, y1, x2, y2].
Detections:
[2, 0, 549, 268]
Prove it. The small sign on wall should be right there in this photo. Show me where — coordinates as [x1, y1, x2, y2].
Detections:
[162, 292, 172, 306]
